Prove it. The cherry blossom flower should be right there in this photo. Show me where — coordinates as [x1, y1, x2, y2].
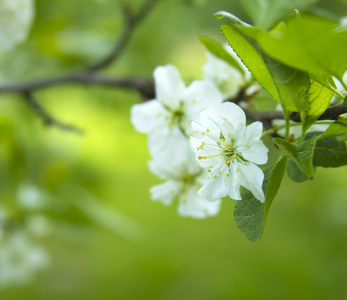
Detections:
[131, 64, 223, 163]
[203, 45, 253, 100]
[190, 102, 268, 202]
[149, 155, 221, 218]
[0, 0, 35, 51]
[0, 231, 49, 286]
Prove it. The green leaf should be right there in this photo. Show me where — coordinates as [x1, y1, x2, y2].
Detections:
[310, 73, 337, 90]
[300, 79, 334, 134]
[221, 24, 279, 101]
[238, 0, 317, 30]
[286, 159, 309, 182]
[214, 11, 252, 27]
[273, 136, 318, 178]
[314, 137, 347, 168]
[257, 15, 347, 79]
[262, 55, 310, 111]
[198, 36, 245, 74]
[319, 118, 347, 140]
[221, 24, 310, 111]
[234, 157, 287, 242]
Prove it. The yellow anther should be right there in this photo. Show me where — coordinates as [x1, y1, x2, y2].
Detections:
[202, 132, 205, 135]
[206, 128, 210, 133]
[226, 144, 230, 148]
[217, 141, 220, 146]
[228, 133, 231, 137]
[193, 99, 197, 103]
[226, 173, 230, 177]
[232, 156, 236, 160]
[198, 156, 207, 160]
[208, 169, 211, 172]
[244, 162, 248, 166]
[213, 175, 218, 178]
[218, 171, 222, 175]
[244, 145, 249, 148]
[197, 164, 200, 167]
[196, 147, 200, 150]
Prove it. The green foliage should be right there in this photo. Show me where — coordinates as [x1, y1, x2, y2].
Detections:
[198, 36, 244, 73]
[239, 0, 317, 29]
[256, 15, 347, 80]
[286, 159, 309, 182]
[221, 24, 310, 111]
[300, 79, 335, 134]
[234, 157, 287, 241]
[314, 137, 347, 168]
[221, 25, 279, 102]
[274, 136, 318, 178]
[319, 118, 347, 140]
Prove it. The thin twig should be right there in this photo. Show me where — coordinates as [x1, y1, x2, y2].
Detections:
[0, 74, 155, 99]
[289, 104, 347, 122]
[23, 92, 83, 134]
[88, 0, 159, 71]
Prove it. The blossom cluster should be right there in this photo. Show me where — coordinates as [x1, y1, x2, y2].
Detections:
[0, 0, 35, 51]
[131, 47, 268, 218]
[0, 183, 51, 287]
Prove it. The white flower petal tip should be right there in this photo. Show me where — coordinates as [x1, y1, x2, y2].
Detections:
[148, 159, 221, 219]
[190, 102, 268, 202]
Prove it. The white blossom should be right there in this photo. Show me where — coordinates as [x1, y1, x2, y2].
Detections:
[0, 0, 35, 51]
[131, 64, 223, 164]
[0, 231, 49, 286]
[149, 154, 220, 219]
[190, 102, 268, 202]
[203, 44, 254, 100]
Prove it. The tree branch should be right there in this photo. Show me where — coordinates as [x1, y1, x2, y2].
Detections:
[289, 104, 347, 122]
[88, 0, 159, 71]
[23, 92, 83, 133]
[0, 74, 155, 99]
[244, 104, 347, 126]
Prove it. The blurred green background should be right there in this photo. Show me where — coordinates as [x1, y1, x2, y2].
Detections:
[1, 0, 347, 299]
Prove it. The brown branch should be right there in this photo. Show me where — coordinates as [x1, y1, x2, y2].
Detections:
[23, 92, 83, 133]
[0, 0, 158, 108]
[244, 104, 347, 126]
[289, 104, 347, 122]
[0, 74, 155, 99]
[88, 0, 159, 71]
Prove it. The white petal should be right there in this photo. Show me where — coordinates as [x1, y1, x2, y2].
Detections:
[238, 163, 265, 202]
[154, 65, 185, 107]
[178, 185, 221, 218]
[190, 136, 221, 159]
[191, 117, 220, 140]
[241, 140, 269, 165]
[226, 162, 242, 200]
[197, 175, 227, 202]
[182, 80, 223, 117]
[203, 52, 243, 99]
[201, 102, 246, 137]
[148, 126, 191, 166]
[150, 180, 182, 206]
[131, 100, 167, 133]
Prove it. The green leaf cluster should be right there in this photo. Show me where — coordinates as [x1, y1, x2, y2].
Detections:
[234, 157, 287, 241]
[205, 7, 347, 242]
